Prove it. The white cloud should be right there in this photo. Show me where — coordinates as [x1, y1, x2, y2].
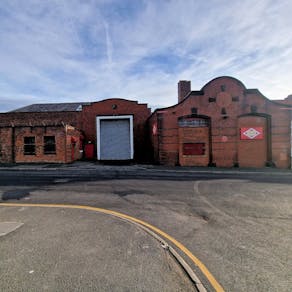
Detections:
[0, 0, 291, 112]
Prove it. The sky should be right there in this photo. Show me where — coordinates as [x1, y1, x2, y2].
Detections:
[0, 0, 292, 112]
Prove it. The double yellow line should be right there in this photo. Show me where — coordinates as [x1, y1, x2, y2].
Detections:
[0, 203, 224, 292]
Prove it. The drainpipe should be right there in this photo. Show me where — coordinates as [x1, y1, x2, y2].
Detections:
[63, 123, 67, 163]
[11, 126, 15, 163]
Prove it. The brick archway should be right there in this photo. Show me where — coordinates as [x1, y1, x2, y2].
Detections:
[237, 114, 271, 168]
[178, 115, 211, 166]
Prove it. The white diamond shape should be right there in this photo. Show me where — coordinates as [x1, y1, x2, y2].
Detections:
[243, 128, 260, 139]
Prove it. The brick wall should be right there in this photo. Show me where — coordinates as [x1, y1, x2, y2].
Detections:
[81, 99, 151, 162]
[148, 114, 159, 163]
[0, 125, 82, 163]
[0, 127, 13, 163]
[1, 78, 290, 168]
[0, 111, 83, 163]
[178, 127, 210, 166]
[14, 126, 67, 163]
[66, 126, 83, 163]
[150, 76, 291, 168]
[238, 115, 268, 168]
[0, 99, 151, 164]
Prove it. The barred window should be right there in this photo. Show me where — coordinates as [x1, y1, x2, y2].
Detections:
[178, 118, 209, 127]
[44, 136, 56, 154]
[24, 137, 36, 155]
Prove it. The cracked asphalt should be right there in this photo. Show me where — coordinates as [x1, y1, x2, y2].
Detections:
[0, 163, 292, 291]
[0, 205, 195, 292]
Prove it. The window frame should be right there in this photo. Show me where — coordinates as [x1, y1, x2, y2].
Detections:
[43, 136, 56, 155]
[23, 136, 36, 155]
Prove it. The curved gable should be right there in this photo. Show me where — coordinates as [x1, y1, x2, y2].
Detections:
[201, 76, 247, 92]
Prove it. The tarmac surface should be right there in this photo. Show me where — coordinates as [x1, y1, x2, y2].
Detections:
[0, 161, 291, 186]
[0, 205, 196, 292]
[0, 161, 291, 291]
[1, 161, 292, 174]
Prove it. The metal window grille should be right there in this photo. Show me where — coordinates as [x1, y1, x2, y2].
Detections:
[178, 118, 209, 127]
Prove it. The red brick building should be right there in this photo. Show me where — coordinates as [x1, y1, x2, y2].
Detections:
[0, 99, 150, 164]
[81, 99, 151, 162]
[149, 76, 292, 168]
[0, 77, 291, 168]
[0, 108, 83, 163]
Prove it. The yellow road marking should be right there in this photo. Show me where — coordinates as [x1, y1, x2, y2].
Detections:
[0, 202, 224, 292]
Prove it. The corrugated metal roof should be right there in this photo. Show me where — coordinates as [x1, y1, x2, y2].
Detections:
[10, 102, 91, 113]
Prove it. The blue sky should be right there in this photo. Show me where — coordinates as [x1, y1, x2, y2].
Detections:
[0, 0, 292, 112]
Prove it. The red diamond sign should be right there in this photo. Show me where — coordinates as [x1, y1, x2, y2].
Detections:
[240, 127, 263, 140]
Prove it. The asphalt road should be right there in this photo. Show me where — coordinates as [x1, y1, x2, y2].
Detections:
[0, 206, 195, 292]
[0, 163, 291, 291]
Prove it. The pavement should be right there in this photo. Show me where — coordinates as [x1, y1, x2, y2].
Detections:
[0, 205, 196, 292]
[0, 161, 291, 291]
[1, 160, 292, 174]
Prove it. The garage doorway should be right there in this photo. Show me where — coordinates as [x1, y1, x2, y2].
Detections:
[96, 116, 134, 160]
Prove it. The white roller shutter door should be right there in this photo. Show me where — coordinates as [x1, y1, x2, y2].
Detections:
[96, 116, 133, 160]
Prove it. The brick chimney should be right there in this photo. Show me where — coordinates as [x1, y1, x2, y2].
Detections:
[178, 80, 191, 103]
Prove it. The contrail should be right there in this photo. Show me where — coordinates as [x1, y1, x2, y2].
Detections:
[103, 20, 113, 68]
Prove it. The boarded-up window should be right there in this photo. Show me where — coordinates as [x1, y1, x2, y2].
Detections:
[24, 137, 36, 155]
[44, 136, 56, 154]
[183, 143, 205, 155]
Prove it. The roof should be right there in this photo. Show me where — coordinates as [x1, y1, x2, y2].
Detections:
[10, 102, 91, 113]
